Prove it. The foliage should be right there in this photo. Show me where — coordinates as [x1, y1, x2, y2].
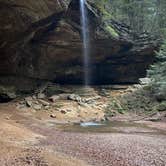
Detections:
[154, 101, 166, 112]
[94, 0, 112, 20]
[148, 41, 166, 100]
[93, 0, 119, 38]
[107, 0, 166, 35]
[105, 97, 125, 116]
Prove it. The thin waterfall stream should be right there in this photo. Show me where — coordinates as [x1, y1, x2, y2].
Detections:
[80, 0, 91, 86]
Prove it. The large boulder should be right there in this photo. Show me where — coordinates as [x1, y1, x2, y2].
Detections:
[0, 86, 17, 102]
[0, 0, 160, 91]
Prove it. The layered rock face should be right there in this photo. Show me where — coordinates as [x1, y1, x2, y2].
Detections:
[0, 0, 160, 91]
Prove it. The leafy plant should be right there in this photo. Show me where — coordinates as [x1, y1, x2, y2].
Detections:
[148, 40, 166, 100]
[105, 98, 125, 116]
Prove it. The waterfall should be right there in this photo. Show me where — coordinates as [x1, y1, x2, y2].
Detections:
[80, 0, 91, 86]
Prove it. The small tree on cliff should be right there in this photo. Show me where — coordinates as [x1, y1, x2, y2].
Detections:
[148, 41, 166, 100]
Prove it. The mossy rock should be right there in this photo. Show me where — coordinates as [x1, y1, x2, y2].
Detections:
[0, 85, 17, 102]
[44, 84, 72, 96]
[94, 0, 112, 19]
[105, 25, 119, 38]
[93, 1, 119, 38]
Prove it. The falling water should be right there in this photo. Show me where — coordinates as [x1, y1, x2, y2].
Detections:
[80, 0, 91, 86]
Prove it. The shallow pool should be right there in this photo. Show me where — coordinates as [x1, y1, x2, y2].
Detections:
[56, 121, 166, 135]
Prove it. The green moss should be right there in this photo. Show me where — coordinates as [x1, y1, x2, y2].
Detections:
[0, 85, 17, 101]
[96, 4, 112, 19]
[154, 101, 166, 112]
[0, 85, 15, 92]
[93, 1, 119, 38]
[105, 25, 119, 38]
[94, 0, 112, 20]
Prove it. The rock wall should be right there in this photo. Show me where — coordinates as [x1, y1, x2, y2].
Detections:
[0, 0, 160, 91]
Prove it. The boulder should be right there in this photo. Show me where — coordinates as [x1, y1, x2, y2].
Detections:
[26, 100, 33, 107]
[139, 78, 151, 85]
[68, 94, 82, 102]
[37, 93, 46, 99]
[0, 86, 17, 102]
[38, 99, 50, 106]
[49, 95, 60, 102]
[33, 104, 42, 110]
[59, 93, 71, 100]
[45, 106, 50, 110]
[25, 97, 33, 107]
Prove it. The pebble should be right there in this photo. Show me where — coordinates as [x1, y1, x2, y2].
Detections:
[50, 114, 56, 118]
[60, 110, 67, 114]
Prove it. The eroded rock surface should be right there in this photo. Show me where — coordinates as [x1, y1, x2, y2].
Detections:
[0, 0, 160, 91]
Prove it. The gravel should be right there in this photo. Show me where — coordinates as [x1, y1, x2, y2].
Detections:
[34, 125, 166, 166]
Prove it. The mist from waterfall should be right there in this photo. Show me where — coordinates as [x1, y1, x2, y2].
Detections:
[80, 0, 91, 86]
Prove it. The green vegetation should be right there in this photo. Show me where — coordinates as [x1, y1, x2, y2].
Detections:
[103, 0, 166, 35]
[93, 0, 165, 38]
[94, 0, 112, 20]
[105, 86, 165, 117]
[154, 101, 166, 112]
[94, 0, 119, 38]
[105, 97, 126, 117]
[148, 41, 166, 101]
[98, 0, 166, 116]
[120, 88, 158, 114]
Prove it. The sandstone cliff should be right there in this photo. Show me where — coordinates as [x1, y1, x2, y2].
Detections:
[0, 0, 160, 91]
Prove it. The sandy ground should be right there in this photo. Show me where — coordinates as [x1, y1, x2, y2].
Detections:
[0, 103, 89, 166]
[0, 103, 166, 166]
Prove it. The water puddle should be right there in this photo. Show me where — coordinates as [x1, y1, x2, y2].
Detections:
[56, 121, 166, 135]
[80, 122, 104, 127]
